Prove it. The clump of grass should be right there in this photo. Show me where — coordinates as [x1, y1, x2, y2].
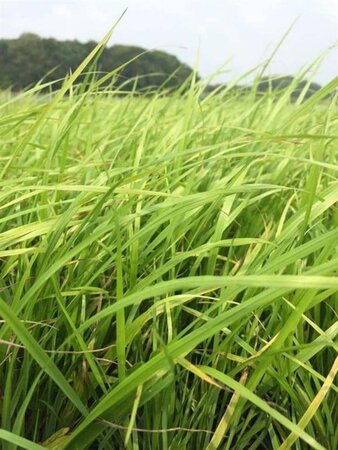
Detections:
[0, 38, 337, 450]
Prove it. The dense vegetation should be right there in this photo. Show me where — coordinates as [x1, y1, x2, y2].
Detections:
[0, 33, 326, 100]
[0, 36, 337, 450]
[0, 33, 193, 92]
[204, 75, 324, 101]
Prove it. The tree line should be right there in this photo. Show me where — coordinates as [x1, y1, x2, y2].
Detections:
[0, 33, 326, 99]
[204, 75, 324, 100]
[0, 33, 193, 92]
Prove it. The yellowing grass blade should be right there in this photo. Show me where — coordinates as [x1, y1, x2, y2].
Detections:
[206, 370, 249, 450]
[278, 357, 338, 450]
[202, 366, 326, 450]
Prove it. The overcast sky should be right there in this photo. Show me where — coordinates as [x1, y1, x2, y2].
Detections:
[0, 0, 337, 84]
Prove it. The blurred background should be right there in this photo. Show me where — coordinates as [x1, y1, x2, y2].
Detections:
[0, 0, 337, 91]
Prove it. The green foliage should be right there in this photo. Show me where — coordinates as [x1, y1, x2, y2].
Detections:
[204, 75, 324, 101]
[0, 33, 193, 92]
[256, 75, 323, 100]
[0, 45, 337, 450]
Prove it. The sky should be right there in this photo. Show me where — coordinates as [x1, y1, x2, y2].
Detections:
[0, 0, 337, 85]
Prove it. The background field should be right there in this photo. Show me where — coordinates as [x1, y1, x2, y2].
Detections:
[0, 59, 337, 450]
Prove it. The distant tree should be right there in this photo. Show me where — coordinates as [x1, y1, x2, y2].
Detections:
[0, 34, 194, 92]
[5, 33, 47, 88]
[201, 76, 324, 102]
[0, 34, 327, 100]
[99, 45, 193, 91]
[256, 75, 322, 100]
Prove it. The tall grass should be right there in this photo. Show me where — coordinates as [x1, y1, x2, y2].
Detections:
[0, 47, 337, 449]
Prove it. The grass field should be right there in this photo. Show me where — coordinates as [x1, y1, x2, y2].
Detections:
[0, 42, 338, 449]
